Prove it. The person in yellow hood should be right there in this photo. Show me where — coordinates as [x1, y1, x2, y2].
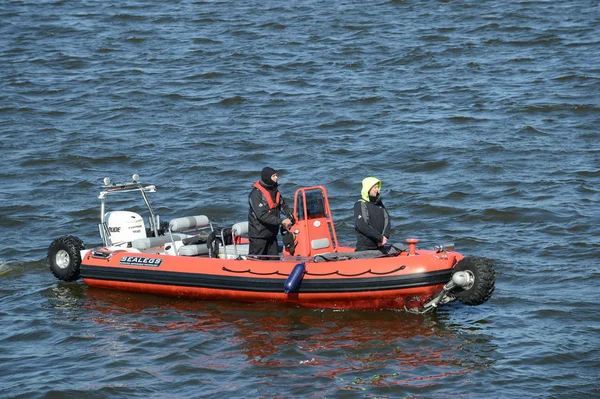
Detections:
[354, 177, 391, 251]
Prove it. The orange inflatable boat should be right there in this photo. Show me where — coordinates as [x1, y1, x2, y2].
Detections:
[48, 174, 495, 312]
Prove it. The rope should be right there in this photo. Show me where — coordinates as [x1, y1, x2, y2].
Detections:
[222, 264, 406, 277]
[221, 266, 289, 276]
[365, 265, 406, 275]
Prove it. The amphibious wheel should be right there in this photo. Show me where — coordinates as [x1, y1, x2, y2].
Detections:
[48, 235, 85, 282]
[452, 256, 496, 306]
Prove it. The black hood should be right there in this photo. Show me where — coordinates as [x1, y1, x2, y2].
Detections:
[260, 167, 277, 187]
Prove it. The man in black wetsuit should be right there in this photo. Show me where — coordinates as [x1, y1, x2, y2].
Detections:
[248, 167, 293, 259]
[354, 176, 391, 252]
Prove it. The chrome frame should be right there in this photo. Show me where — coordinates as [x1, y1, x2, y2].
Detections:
[97, 176, 158, 247]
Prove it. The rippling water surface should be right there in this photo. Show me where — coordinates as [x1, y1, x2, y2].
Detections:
[1, 0, 599, 398]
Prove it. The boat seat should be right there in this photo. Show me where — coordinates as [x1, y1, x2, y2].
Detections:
[220, 222, 249, 259]
[311, 237, 330, 250]
[169, 215, 212, 233]
[168, 215, 213, 256]
[178, 243, 210, 256]
[130, 234, 187, 250]
[220, 243, 250, 259]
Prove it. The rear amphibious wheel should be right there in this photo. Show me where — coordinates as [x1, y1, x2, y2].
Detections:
[48, 235, 85, 282]
[452, 256, 496, 306]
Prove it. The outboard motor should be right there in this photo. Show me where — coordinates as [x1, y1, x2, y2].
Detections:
[103, 211, 147, 246]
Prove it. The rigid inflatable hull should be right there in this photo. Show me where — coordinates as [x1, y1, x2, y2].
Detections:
[80, 249, 460, 310]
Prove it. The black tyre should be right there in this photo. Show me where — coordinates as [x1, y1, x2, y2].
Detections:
[48, 235, 85, 282]
[453, 256, 496, 306]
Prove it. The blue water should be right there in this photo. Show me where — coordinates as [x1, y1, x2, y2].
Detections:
[1, 0, 599, 397]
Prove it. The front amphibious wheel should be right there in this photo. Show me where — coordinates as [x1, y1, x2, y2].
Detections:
[48, 235, 85, 282]
[453, 256, 496, 306]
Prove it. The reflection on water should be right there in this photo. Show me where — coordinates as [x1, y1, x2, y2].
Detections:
[48, 286, 498, 396]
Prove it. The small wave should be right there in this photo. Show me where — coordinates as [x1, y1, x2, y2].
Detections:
[353, 96, 383, 104]
[420, 35, 449, 42]
[469, 22, 533, 33]
[153, 16, 176, 23]
[447, 116, 481, 123]
[442, 191, 470, 200]
[21, 86, 66, 96]
[469, 23, 500, 32]
[553, 74, 599, 82]
[475, 143, 506, 152]
[328, 148, 354, 156]
[521, 125, 548, 135]
[318, 119, 364, 129]
[61, 58, 88, 70]
[470, 23, 533, 34]
[282, 77, 309, 87]
[565, 40, 600, 48]
[126, 36, 145, 43]
[6, 78, 34, 87]
[484, 35, 562, 46]
[108, 105, 140, 112]
[578, 132, 600, 140]
[191, 71, 226, 79]
[377, 56, 409, 66]
[478, 207, 568, 224]
[574, 170, 600, 178]
[192, 37, 222, 45]
[36, 24, 81, 36]
[509, 57, 535, 63]
[191, 18, 221, 24]
[415, 203, 463, 217]
[109, 13, 146, 21]
[20, 157, 58, 167]
[0, 106, 34, 114]
[96, 47, 119, 53]
[340, 24, 367, 32]
[403, 49, 436, 64]
[164, 93, 188, 100]
[0, 261, 13, 276]
[342, 61, 364, 69]
[219, 96, 246, 105]
[259, 22, 286, 30]
[404, 160, 449, 173]
[442, 47, 467, 55]
[59, 154, 131, 168]
[38, 178, 96, 189]
[519, 103, 599, 113]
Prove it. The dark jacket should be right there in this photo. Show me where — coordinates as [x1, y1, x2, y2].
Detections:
[248, 180, 292, 239]
[354, 198, 391, 251]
